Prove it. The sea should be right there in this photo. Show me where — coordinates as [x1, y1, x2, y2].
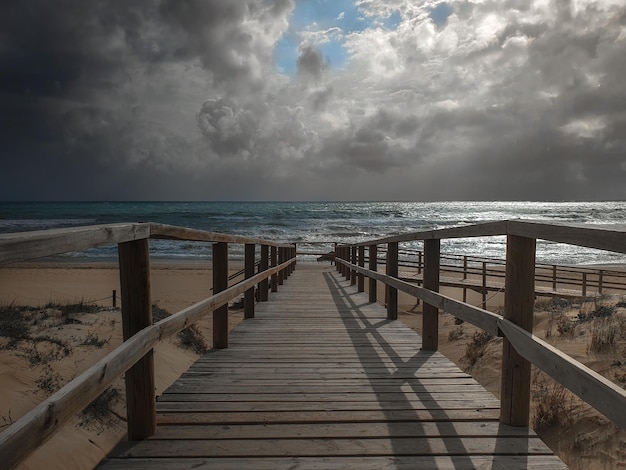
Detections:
[1, 201, 626, 266]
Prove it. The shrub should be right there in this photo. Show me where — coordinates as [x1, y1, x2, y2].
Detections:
[81, 332, 109, 348]
[152, 304, 170, 323]
[463, 331, 493, 370]
[448, 326, 464, 342]
[532, 376, 570, 429]
[589, 317, 618, 353]
[0, 306, 31, 347]
[79, 387, 122, 431]
[178, 325, 208, 354]
[36, 365, 61, 394]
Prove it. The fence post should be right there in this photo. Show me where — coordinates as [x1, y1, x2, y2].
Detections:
[552, 265, 557, 291]
[271, 246, 278, 292]
[369, 244, 377, 303]
[351, 246, 357, 286]
[422, 239, 440, 351]
[500, 234, 536, 427]
[118, 239, 155, 440]
[599, 270, 604, 294]
[244, 243, 255, 319]
[358, 245, 365, 293]
[213, 242, 229, 349]
[582, 272, 587, 297]
[112, 289, 117, 309]
[386, 242, 398, 320]
[259, 245, 269, 301]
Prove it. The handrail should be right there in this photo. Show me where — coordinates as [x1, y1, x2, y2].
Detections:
[335, 219, 626, 432]
[0, 224, 297, 469]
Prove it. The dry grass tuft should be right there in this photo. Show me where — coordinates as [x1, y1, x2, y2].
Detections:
[463, 331, 493, 371]
[532, 372, 573, 430]
[589, 316, 619, 353]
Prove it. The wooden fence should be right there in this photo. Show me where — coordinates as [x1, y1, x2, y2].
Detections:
[0, 223, 296, 469]
[335, 219, 626, 429]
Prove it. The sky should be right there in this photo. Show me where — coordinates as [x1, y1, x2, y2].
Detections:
[1, 0, 626, 201]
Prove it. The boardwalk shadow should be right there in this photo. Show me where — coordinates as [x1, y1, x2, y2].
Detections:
[323, 270, 531, 468]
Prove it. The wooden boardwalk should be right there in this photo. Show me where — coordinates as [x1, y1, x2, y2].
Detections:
[99, 264, 565, 469]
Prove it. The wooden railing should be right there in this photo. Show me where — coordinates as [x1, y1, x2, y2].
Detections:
[335, 219, 626, 429]
[0, 223, 296, 469]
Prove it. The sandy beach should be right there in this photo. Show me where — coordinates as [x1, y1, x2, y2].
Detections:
[2, 261, 626, 469]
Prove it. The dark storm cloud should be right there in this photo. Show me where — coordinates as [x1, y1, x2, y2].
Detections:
[2, 0, 626, 201]
[297, 45, 328, 83]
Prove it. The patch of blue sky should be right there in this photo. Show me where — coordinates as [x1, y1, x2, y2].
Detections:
[429, 2, 453, 27]
[275, 0, 395, 75]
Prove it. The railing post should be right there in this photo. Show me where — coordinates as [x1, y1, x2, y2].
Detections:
[351, 246, 357, 286]
[500, 234, 536, 427]
[259, 245, 269, 301]
[418, 251, 422, 275]
[386, 242, 398, 320]
[358, 245, 365, 293]
[552, 265, 557, 291]
[118, 239, 155, 440]
[582, 272, 587, 297]
[422, 239, 440, 351]
[599, 270, 604, 294]
[369, 244, 377, 303]
[271, 246, 278, 292]
[482, 261, 487, 310]
[213, 242, 229, 349]
[462, 256, 468, 303]
[244, 243, 255, 319]
[278, 247, 285, 285]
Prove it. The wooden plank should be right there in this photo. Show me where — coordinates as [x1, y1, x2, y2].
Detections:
[99, 455, 567, 470]
[155, 408, 501, 424]
[107, 436, 554, 458]
[150, 421, 536, 439]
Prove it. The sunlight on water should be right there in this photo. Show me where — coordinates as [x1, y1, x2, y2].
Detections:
[1, 201, 625, 265]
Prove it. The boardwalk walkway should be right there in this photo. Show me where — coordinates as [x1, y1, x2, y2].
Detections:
[99, 264, 565, 469]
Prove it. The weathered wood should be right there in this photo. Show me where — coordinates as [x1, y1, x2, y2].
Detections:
[506, 219, 626, 255]
[213, 242, 229, 349]
[0, 223, 151, 265]
[357, 245, 365, 292]
[386, 242, 399, 320]
[100, 455, 566, 470]
[149, 223, 291, 248]
[271, 246, 278, 293]
[244, 244, 255, 319]
[500, 235, 536, 427]
[259, 245, 269, 301]
[422, 239, 440, 351]
[369, 244, 377, 303]
[119, 239, 155, 441]
[350, 246, 357, 285]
